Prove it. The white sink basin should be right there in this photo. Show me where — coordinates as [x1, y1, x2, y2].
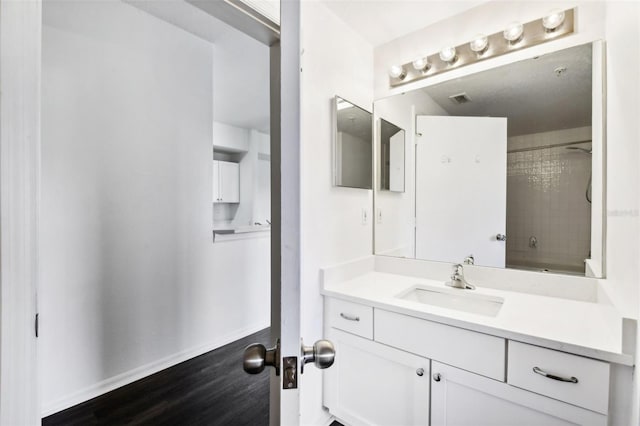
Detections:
[397, 286, 504, 317]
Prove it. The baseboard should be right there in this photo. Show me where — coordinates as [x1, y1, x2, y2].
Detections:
[307, 408, 335, 426]
[322, 415, 339, 426]
[41, 321, 269, 417]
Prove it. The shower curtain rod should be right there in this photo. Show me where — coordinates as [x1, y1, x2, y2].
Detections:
[507, 139, 592, 154]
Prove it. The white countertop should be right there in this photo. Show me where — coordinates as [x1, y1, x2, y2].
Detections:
[212, 224, 271, 242]
[213, 224, 271, 234]
[322, 271, 634, 366]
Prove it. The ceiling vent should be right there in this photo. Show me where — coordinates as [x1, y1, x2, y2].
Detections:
[448, 92, 472, 104]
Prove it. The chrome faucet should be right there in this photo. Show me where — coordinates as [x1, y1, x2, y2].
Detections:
[463, 254, 475, 265]
[446, 264, 475, 290]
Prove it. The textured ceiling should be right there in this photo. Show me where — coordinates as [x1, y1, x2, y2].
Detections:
[337, 99, 373, 140]
[423, 43, 592, 136]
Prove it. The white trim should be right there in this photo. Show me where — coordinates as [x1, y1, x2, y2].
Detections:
[278, 0, 301, 423]
[0, 1, 42, 424]
[320, 414, 338, 426]
[42, 321, 270, 418]
[589, 39, 606, 278]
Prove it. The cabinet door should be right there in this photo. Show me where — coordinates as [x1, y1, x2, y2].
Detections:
[324, 328, 430, 426]
[212, 160, 220, 203]
[431, 362, 606, 426]
[219, 161, 239, 203]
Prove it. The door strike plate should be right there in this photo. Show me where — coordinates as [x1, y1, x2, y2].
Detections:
[282, 356, 298, 389]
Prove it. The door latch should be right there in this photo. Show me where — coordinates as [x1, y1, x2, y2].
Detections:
[282, 356, 297, 389]
[243, 338, 336, 391]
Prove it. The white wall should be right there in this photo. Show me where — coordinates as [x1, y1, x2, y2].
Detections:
[251, 130, 271, 224]
[299, 2, 374, 424]
[41, 1, 270, 415]
[602, 0, 640, 317]
[373, 1, 640, 423]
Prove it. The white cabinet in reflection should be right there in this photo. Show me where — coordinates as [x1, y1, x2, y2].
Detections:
[213, 160, 240, 203]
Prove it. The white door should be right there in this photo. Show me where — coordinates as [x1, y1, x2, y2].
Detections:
[430, 362, 606, 426]
[415, 116, 507, 267]
[2, 0, 309, 424]
[269, 1, 307, 424]
[324, 329, 430, 426]
[389, 129, 405, 192]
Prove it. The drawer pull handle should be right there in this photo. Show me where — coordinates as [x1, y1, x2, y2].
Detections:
[533, 366, 578, 383]
[340, 313, 360, 322]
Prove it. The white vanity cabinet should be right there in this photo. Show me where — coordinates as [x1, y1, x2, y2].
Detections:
[324, 299, 430, 426]
[323, 297, 610, 426]
[431, 361, 606, 426]
[212, 160, 239, 203]
[324, 328, 430, 426]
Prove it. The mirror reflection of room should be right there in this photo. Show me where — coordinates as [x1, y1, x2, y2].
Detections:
[334, 97, 373, 190]
[375, 42, 596, 276]
[379, 119, 405, 192]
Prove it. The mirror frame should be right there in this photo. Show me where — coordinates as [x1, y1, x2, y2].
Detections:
[372, 40, 606, 278]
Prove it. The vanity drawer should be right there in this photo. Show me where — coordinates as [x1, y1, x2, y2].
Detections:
[375, 309, 506, 380]
[326, 298, 373, 339]
[507, 341, 610, 414]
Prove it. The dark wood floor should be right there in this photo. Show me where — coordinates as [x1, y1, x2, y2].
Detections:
[43, 328, 271, 426]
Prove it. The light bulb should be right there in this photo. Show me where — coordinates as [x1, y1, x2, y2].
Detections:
[412, 57, 430, 71]
[503, 22, 524, 42]
[439, 47, 457, 63]
[543, 9, 565, 31]
[388, 64, 406, 79]
[469, 34, 489, 53]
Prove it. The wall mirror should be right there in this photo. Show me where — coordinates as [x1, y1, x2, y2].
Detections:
[374, 41, 604, 277]
[334, 96, 373, 189]
[379, 119, 405, 192]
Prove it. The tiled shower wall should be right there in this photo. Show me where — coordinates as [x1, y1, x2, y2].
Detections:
[506, 142, 592, 274]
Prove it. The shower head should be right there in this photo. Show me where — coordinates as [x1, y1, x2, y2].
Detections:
[565, 146, 592, 154]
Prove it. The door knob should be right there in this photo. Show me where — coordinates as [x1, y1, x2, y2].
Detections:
[496, 233, 507, 241]
[301, 339, 335, 373]
[243, 341, 280, 375]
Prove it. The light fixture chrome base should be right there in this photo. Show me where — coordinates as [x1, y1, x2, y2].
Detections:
[389, 8, 574, 87]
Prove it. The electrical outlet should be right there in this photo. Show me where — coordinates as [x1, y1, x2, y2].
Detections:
[376, 208, 383, 224]
[361, 208, 368, 225]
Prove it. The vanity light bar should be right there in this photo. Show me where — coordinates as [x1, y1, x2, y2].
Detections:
[389, 8, 574, 87]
